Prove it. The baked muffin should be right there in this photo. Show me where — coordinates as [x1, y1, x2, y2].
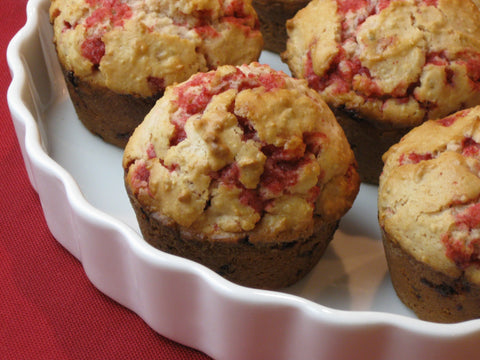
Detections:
[49, 0, 263, 148]
[379, 106, 480, 323]
[123, 63, 359, 289]
[252, 0, 309, 53]
[282, 0, 480, 184]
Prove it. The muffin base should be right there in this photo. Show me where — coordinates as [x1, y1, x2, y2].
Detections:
[252, 0, 310, 54]
[127, 187, 338, 289]
[333, 108, 412, 185]
[62, 68, 160, 148]
[382, 230, 480, 323]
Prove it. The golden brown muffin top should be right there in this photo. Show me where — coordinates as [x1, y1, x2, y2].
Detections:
[123, 63, 359, 241]
[50, 0, 263, 97]
[379, 106, 480, 283]
[282, 0, 480, 128]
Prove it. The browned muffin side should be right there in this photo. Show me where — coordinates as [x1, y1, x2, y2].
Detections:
[128, 185, 339, 289]
[332, 108, 412, 184]
[252, 0, 309, 53]
[383, 230, 480, 323]
[62, 69, 158, 147]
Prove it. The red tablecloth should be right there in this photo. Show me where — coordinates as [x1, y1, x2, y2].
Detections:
[1, 2, 211, 359]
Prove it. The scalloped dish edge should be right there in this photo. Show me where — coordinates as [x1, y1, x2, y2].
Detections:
[6, 1, 480, 359]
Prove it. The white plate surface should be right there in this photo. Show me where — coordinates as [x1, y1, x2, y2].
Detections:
[7, 1, 480, 359]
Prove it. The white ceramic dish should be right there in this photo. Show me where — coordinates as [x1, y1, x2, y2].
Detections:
[7, 1, 480, 359]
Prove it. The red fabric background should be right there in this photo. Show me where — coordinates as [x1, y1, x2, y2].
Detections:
[1, 2, 211, 359]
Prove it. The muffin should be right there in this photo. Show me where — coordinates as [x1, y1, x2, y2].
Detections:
[252, 0, 310, 53]
[49, 0, 263, 147]
[379, 106, 480, 323]
[282, 0, 480, 184]
[123, 63, 360, 289]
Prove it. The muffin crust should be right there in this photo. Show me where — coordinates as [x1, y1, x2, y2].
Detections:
[51, 0, 263, 98]
[124, 63, 359, 288]
[379, 106, 480, 322]
[282, 0, 480, 183]
[50, 0, 263, 146]
[283, 0, 480, 127]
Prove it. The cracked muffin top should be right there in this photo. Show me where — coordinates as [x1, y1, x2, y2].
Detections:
[123, 63, 359, 241]
[282, 0, 480, 128]
[49, 0, 263, 97]
[379, 106, 480, 283]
